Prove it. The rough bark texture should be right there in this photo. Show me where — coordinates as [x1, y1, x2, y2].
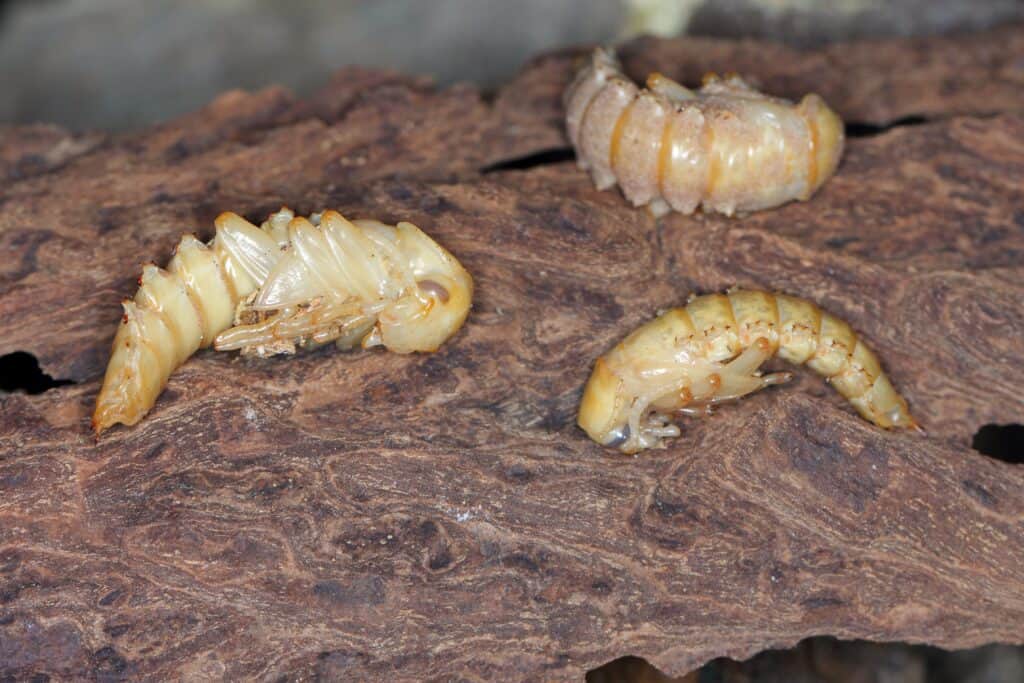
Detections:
[2, 27, 1024, 682]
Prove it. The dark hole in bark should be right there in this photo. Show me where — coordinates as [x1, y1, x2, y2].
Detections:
[972, 423, 1024, 464]
[0, 351, 76, 394]
[585, 655, 679, 682]
[481, 147, 576, 173]
[845, 115, 928, 138]
[586, 638, 1024, 681]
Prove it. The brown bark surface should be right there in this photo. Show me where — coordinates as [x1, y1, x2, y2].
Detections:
[2, 26, 1023, 682]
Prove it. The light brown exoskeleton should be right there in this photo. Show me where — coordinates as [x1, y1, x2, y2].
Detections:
[578, 290, 917, 453]
[565, 49, 844, 216]
[93, 208, 473, 434]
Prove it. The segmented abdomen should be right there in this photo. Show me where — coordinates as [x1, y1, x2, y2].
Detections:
[565, 49, 845, 216]
[92, 212, 283, 434]
[578, 289, 916, 453]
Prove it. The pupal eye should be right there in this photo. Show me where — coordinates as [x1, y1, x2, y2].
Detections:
[417, 279, 450, 303]
[604, 424, 631, 448]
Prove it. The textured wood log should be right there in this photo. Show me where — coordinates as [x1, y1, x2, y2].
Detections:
[2, 26, 1024, 682]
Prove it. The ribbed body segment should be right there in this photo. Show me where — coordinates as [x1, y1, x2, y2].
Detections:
[93, 209, 472, 435]
[578, 289, 916, 453]
[93, 212, 278, 434]
[564, 49, 845, 217]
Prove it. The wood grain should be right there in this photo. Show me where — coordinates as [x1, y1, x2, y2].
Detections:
[1, 26, 1023, 681]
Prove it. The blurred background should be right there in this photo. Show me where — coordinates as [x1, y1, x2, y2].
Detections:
[2, 0, 1023, 131]
[2, 1, 1021, 681]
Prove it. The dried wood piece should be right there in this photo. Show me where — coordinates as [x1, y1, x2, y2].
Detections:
[1, 26, 1023, 682]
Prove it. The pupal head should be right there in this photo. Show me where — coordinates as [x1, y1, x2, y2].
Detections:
[579, 308, 701, 453]
[376, 222, 473, 354]
[577, 357, 633, 450]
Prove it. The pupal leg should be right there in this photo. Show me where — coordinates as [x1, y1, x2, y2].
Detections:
[677, 405, 716, 417]
[674, 386, 716, 417]
[714, 338, 792, 402]
[215, 304, 299, 355]
[214, 298, 375, 356]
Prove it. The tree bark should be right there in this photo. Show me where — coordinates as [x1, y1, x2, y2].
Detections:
[1, 26, 1023, 682]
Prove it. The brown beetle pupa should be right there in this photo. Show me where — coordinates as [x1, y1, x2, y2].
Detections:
[93, 208, 473, 434]
[578, 289, 917, 453]
[565, 49, 844, 216]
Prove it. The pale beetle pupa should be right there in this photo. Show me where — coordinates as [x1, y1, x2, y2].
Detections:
[565, 49, 845, 216]
[93, 208, 473, 434]
[578, 289, 918, 454]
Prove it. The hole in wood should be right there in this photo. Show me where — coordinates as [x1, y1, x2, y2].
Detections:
[972, 423, 1024, 464]
[481, 147, 576, 173]
[586, 638, 1024, 681]
[585, 655, 691, 682]
[845, 115, 928, 138]
[0, 351, 76, 394]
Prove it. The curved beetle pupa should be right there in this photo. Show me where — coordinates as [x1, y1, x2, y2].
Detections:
[93, 208, 473, 434]
[565, 49, 844, 216]
[578, 289, 917, 453]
